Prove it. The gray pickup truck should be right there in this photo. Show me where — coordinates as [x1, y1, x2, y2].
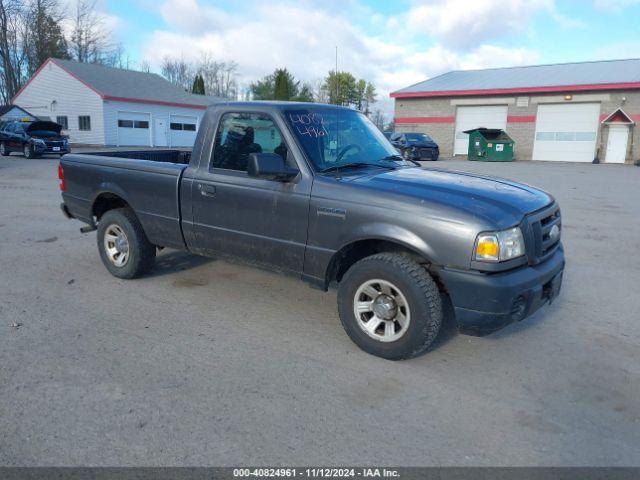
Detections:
[60, 101, 564, 359]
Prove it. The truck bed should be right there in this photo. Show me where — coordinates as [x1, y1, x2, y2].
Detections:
[60, 150, 189, 249]
[81, 149, 191, 165]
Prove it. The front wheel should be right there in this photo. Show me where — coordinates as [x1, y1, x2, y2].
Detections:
[0, 142, 7, 156]
[23, 143, 38, 159]
[97, 208, 156, 279]
[337, 253, 442, 360]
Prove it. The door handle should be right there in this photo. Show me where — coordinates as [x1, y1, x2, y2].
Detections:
[197, 183, 216, 197]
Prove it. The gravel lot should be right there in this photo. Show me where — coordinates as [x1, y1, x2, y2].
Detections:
[1, 152, 639, 466]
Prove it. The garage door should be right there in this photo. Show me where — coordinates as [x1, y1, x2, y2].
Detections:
[170, 115, 198, 147]
[454, 105, 508, 155]
[117, 112, 150, 146]
[532, 103, 600, 162]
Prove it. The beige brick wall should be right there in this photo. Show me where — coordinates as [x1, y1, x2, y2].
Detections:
[394, 91, 640, 164]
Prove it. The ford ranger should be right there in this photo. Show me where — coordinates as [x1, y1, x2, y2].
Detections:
[59, 102, 564, 360]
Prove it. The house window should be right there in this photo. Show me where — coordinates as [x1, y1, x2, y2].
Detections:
[170, 122, 196, 131]
[134, 120, 149, 129]
[56, 116, 68, 129]
[78, 116, 91, 131]
[118, 119, 133, 128]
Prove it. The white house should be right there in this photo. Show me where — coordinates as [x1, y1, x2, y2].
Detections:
[12, 58, 218, 147]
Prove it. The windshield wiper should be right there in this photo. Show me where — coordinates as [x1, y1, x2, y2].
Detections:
[378, 154, 421, 167]
[319, 162, 397, 173]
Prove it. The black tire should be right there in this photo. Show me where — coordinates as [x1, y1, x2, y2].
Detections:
[0, 142, 7, 156]
[97, 208, 156, 279]
[337, 253, 442, 360]
[23, 143, 38, 159]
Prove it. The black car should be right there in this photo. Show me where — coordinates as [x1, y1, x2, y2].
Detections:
[0, 120, 70, 158]
[390, 132, 439, 161]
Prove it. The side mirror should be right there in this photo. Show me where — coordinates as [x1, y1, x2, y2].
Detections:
[248, 153, 299, 182]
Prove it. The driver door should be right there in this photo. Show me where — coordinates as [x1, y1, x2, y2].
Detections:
[190, 111, 312, 274]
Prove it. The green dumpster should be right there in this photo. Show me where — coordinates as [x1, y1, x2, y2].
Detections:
[464, 128, 515, 161]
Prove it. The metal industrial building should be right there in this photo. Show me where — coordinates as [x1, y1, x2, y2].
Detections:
[12, 58, 218, 147]
[392, 58, 640, 164]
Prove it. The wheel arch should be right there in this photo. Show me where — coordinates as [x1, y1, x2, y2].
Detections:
[91, 187, 133, 221]
[324, 233, 437, 290]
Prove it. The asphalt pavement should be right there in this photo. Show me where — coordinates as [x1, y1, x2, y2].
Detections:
[1, 152, 639, 466]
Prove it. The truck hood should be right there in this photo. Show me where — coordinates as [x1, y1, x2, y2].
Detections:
[347, 167, 553, 228]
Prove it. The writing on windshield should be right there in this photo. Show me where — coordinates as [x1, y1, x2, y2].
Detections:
[285, 108, 399, 171]
[289, 113, 328, 138]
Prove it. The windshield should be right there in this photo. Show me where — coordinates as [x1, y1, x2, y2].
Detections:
[405, 133, 432, 143]
[284, 107, 409, 171]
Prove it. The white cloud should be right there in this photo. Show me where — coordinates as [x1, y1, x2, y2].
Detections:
[59, 0, 124, 42]
[141, 0, 543, 115]
[393, 0, 557, 50]
[159, 0, 232, 34]
[593, 0, 640, 11]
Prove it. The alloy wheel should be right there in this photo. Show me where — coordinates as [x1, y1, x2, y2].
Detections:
[103, 224, 130, 267]
[353, 279, 410, 342]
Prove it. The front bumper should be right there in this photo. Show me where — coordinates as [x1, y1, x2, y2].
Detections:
[33, 142, 70, 154]
[406, 148, 439, 161]
[438, 245, 565, 336]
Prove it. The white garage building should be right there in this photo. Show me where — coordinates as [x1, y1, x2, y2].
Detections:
[12, 58, 218, 147]
[393, 58, 640, 164]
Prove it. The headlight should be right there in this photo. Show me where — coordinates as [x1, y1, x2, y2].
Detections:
[475, 227, 525, 262]
[33, 139, 46, 146]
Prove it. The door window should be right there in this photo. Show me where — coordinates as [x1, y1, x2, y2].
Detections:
[211, 112, 287, 172]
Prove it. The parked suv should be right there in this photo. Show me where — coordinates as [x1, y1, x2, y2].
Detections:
[0, 120, 70, 158]
[390, 132, 439, 161]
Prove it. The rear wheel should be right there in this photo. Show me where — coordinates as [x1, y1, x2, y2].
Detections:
[97, 208, 156, 279]
[0, 142, 7, 156]
[337, 253, 442, 360]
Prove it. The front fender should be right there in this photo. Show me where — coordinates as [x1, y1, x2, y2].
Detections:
[340, 222, 437, 262]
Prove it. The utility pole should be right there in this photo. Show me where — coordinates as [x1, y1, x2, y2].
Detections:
[335, 46, 338, 105]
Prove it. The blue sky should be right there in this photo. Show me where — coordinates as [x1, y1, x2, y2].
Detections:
[93, 0, 640, 110]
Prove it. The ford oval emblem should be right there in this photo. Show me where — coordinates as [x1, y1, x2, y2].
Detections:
[549, 224, 560, 240]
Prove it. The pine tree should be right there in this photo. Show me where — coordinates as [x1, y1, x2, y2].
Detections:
[191, 74, 205, 95]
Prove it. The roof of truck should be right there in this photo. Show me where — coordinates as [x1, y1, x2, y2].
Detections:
[219, 101, 356, 110]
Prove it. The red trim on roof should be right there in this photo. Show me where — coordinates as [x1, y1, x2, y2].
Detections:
[507, 115, 536, 123]
[103, 96, 207, 110]
[12, 58, 207, 111]
[601, 108, 635, 124]
[12, 58, 105, 103]
[395, 116, 455, 124]
[390, 82, 640, 99]
[12, 59, 58, 102]
[50, 58, 105, 97]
